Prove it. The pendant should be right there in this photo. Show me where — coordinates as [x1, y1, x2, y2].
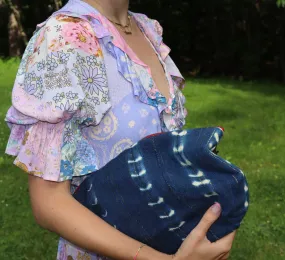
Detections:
[124, 26, 132, 34]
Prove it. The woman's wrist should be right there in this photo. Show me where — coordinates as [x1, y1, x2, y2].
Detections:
[136, 245, 173, 260]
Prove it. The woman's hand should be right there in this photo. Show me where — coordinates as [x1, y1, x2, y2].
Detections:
[173, 203, 236, 260]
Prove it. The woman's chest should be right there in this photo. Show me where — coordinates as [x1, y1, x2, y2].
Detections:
[82, 91, 162, 145]
[81, 47, 163, 164]
[80, 31, 185, 165]
[82, 95, 162, 169]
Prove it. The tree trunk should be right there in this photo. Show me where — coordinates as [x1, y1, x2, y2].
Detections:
[280, 32, 285, 84]
[54, 0, 62, 10]
[280, 16, 285, 84]
[6, 0, 27, 56]
[8, 10, 21, 56]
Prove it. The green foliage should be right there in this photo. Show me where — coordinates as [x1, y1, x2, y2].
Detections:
[277, 0, 285, 7]
[1, 60, 285, 259]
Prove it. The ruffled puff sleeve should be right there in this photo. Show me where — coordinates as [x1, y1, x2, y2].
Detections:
[5, 15, 111, 182]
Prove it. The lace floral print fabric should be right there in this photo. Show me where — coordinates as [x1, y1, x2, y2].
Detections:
[5, 0, 187, 259]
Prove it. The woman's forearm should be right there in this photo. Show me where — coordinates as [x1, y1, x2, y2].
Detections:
[28, 176, 169, 260]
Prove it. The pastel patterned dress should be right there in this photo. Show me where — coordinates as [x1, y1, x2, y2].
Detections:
[5, 0, 187, 259]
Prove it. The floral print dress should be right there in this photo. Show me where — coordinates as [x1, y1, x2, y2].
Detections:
[5, 0, 187, 259]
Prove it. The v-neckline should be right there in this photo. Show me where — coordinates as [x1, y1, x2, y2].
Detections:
[128, 12, 173, 102]
[103, 12, 173, 104]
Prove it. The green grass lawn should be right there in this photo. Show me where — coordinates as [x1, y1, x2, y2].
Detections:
[0, 59, 285, 259]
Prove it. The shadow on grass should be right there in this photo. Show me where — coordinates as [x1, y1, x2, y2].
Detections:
[186, 93, 249, 123]
[201, 107, 244, 121]
[187, 77, 285, 98]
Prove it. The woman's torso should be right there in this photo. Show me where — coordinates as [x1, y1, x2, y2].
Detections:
[6, 0, 187, 259]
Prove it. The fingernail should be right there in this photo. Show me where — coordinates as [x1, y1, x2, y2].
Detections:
[211, 203, 221, 215]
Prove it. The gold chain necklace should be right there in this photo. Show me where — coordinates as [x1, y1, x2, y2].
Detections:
[107, 15, 133, 35]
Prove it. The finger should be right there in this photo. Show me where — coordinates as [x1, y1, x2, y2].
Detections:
[192, 203, 222, 239]
[221, 252, 230, 259]
[211, 231, 236, 256]
[215, 231, 236, 248]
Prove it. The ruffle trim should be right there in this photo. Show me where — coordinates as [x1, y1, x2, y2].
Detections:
[6, 119, 98, 182]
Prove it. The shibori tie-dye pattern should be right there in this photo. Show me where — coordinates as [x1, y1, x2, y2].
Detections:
[74, 127, 249, 254]
[4, 0, 186, 259]
[73, 127, 249, 254]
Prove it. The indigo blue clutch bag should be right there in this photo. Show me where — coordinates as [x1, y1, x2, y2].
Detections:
[73, 127, 249, 254]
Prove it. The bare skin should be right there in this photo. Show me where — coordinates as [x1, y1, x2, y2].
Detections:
[117, 19, 171, 101]
[83, 0, 171, 100]
[28, 1, 237, 259]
